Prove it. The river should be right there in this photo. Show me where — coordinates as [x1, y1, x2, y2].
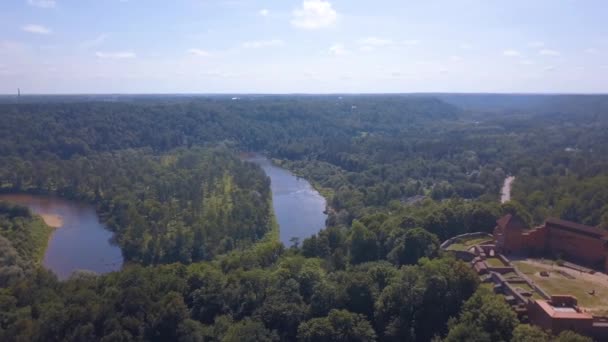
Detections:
[501, 176, 515, 203]
[0, 157, 326, 277]
[245, 155, 328, 246]
[0, 194, 123, 280]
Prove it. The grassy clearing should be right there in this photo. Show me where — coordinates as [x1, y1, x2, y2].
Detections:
[30, 217, 55, 263]
[512, 261, 544, 274]
[502, 271, 519, 280]
[509, 282, 543, 299]
[513, 260, 608, 314]
[480, 282, 495, 291]
[486, 257, 507, 267]
[260, 195, 280, 243]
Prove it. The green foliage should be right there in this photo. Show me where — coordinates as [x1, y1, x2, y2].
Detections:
[500, 201, 533, 227]
[514, 173, 608, 226]
[0, 203, 53, 285]
[554, 330, 593, 342]
[511, 324, 550, 342]
[297, 309, 376, 342]
[222, 318, 278, 342]
[375, 258, 479, 341]
[445, 288, 518, 342]
[2, 95, 607, 341]
[387, 227, 439, 266]
[0, 148, 274, 264]
[348, 221, 378, 264]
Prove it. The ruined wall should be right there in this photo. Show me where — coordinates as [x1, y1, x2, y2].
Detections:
[546, 228, 606, 267]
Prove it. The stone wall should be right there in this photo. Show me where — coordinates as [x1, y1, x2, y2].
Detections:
[440, 232, 494, 250]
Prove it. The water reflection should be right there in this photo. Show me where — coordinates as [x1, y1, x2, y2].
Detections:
[0, 194, 123, 280]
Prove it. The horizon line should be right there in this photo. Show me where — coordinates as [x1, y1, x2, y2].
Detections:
[2, 92, 608, 96]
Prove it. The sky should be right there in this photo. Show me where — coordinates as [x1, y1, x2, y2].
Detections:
[1, 0, 607, 94]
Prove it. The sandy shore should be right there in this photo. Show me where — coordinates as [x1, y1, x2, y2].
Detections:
[40, 214, 64, 228]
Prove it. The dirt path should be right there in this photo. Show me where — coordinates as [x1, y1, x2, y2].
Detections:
[500, 176, 515, 203]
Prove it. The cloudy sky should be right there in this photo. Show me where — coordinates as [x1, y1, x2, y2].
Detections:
[1, 0, 607, 93]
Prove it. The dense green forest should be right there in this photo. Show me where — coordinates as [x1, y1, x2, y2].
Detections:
[0, 202, 53, 285]
[0, 94, 606, 341]
[0, 148, 275, 264]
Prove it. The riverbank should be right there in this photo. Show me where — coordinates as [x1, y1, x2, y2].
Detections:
[0, 193, 124, 279]
[31, 217, 55, 264]
[4, 214, 54, 265]
[272, 158, 334, 210]
[243, 154, 328, 245]
[40, 214, 64, 228]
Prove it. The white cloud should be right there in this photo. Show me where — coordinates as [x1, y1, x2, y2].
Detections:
[520, 60, 534, 65]
[402, 39, 420, 46]
[584, 48, 597, 54]
[291, 0, 337, 30]
[358, 37, 393, 47]
[390, 71, 403, 78]
[328, 43, 348, 56]
[259, 9, 269, 16]
[22, 24, 52, 35]
[543, 65, 556, 72]
[188, 49, 211, 57]
[528, 41, 544, 48]
[503, 49, 521, 57]
[27, 0, 56, 8]
[539, 49, 560, 56]
[81, 34, 108, 49]
[302, 71, 319, 79]
[357, 37, 393, 52]
[242, 39, 284, 49]
[95, 51, 136, 59]
[449, 55, 462, 62]
[201, 70, 237, 78]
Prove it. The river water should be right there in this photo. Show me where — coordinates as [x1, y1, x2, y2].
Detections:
[245, 155, 328, 246]
[0, 194, 123, 280]
[0, 157, 326, 277]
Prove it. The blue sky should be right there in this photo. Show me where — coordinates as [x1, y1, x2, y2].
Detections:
[1, 0, 607, 93]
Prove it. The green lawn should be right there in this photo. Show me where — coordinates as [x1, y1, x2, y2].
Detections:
[486, 257, 507, 267]
[502, 271, 519, 280]
[480, 283, 495, 291]
[446, 236, 492, 251]
[30, 217, 55, 263]
[509, 282, 543, 299]
[512, 261, 544, 274]
[513, 260, 608, 314]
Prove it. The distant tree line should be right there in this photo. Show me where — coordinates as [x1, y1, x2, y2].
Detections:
[1, 95, 607, 340]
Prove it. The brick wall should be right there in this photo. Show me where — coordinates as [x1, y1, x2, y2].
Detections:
[527, 300, 594, 336]
[495, 218, 608, 271]
[546, 227, 606, 267]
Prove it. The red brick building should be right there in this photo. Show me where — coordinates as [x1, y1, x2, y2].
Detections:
[494, 214, 608, 272]
[527, 296, 595, 336]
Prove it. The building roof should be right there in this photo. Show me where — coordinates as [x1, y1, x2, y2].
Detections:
[497, 214, 528, 230]
[546, 218, 608, 239]
[535, 300, 593, 320]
